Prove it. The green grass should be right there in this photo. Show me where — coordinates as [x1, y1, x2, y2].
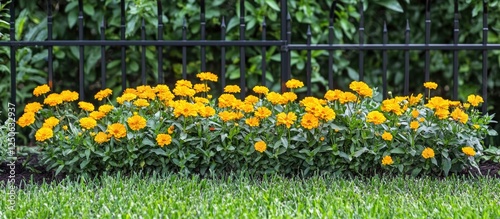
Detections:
[1, 174, 500, 218]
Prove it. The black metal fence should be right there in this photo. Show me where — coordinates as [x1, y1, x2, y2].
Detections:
[3, 0, 500, 114]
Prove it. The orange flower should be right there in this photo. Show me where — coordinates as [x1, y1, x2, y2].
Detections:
[94, 132, 110, 144]
[252, 86, 269, 95]
[462, 146, 476, 157]
[17, 112, 36, 128]
[33, 84, 50, 96]
[23, 102, 43, 113]
[381, 155, 394, 166]
[423, 82, 438, 90]
[223, 85, 241, 93]
[410, 121, 420, 130]
[43, 93, 63, 107]
[78, 101, 95, 112]
[156, 134, 172, 147]
[276, 112, 297, 128]
[254, 107, 272, 119]
[451, 108, 469, 124]
[421, 147, 435, 159]
[94, 88, 113, 101]
[301, 113, 319, 129]
[324, 89, 343, 102]
[366, 111, 386, 125]
[60, 90, 79, 102]
[42, 117, 59, 129]
[245, 117, 260, 127]
[35, 127, 53, 142]
[79, 117, 97, 130]
[254, 141, 267, 153]
[127, 114, 147, 131]
[107, 123, 127, 139]
[467, 95, 484, 107]
[196, 72, 218, 82]
[381, 132, 393, 141]
[285, 79, 304, 89]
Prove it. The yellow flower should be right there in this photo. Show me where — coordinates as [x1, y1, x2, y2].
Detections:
[173, 85, 195, 97]
[381, 155, 394, 166]
[423, 82, 438, 90]
[90, 111, 106, 120]
[381, 98, 404, 115]
[276, 112, 297, 128]
[127, 114, 147, 131]
[98, 104, 114, 114]
[42, 117, 59, 129]
[175, 80, 193, 88]
[244, 95, 259, 105]
[467, 95, 484, 107]
[254, 106, 272, 119]
[254, 141, 267, 153]
[218, 111, 236, 122]
[320, 137, 325, 141]
[43, 93, 63, 107]
[366, 111, 386, 125]
[421, 147, 435, 159]
[24, 102, 43, 113]
[434, 109, 450, 120]
[408, 93, 423, 106]
[60, 90, 79, 102]
[133, 99, 150, 107]
[33, 84, 51, 96]
[94, 132, 110, 144]
[266, 92, 285, 105]
[349, 81, 373, 98]
[196, 72, 218, 82]
[462, 146, 476, 157]
[107, 123, 127, 139]
[35, 127, 53, 142]
[117, 93, 138, 104]
[324, 89, 343, 102]
[79, 117, 97, 130]
[252, 86, 269, 95]
[301, 113, 319, 129]
[450, 108, 469, 124]
[78, 101, 95, 112]
[217, 94, 237, 108]
[411, 109, 419, 118]
[285, 79, 304, 89]
[463, 103, 471, 110]
[245, 117, 260, 127]
[156, 134, 172, 147]
[17, 112, 36, 128]
[193, 83, 211, 93]
[94, 88, 113, 101]
[426, 97, 449, 111]
[62, 125, 68, 131]
[472, 124, 480, 129]
[410, 121, 420, 130]
[381, 132, 393, 141]
[173, 100, 198, 118]
[338, 92, 358, 104]
[223, 85, 241, 93]
[419, 117, 425, 122]
[199, 106, 216, 118]
[282, 92, 298, 103]
[316, 106, 336, 122]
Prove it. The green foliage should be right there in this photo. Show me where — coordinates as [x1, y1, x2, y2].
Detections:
[481, 146, 500, 163]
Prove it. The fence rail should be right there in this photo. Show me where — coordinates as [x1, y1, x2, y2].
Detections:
[7, 0, 497, 114]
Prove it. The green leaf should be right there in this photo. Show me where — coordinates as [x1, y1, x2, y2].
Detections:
[80, 159, 90, 169]
[142, 138, 155, 147]
[265, 0, 280, 11]
[151, 148, 167, 156]
[442, 158, 451, 176]
[83, 4, 95, 16]
[390, 148, 405, 154]
[411, 167, 422, 177]
[353, 147, 368, 157]
[373, 0, 404, 13]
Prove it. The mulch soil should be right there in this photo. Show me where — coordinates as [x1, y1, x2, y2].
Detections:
[1, 156, 499, 188]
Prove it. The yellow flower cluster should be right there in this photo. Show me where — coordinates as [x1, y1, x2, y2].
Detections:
[421, 147, 435, 159]
[461, 146, 476, 156]
[349, 81, 373, 98]
[94, 88, 112, 101]
[196, 72, 218, 82]
[423, 82, 438, 90]
[381, 155, 394, 165]
[285, 79, 304, 89]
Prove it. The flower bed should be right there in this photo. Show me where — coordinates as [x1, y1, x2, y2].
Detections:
[18, 72, 497, 177]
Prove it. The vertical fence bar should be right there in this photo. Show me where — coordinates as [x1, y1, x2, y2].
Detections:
[306, 25, 312, 96]
[261, 17, 267, 86]
[140, 18, 146, 85]
[404, 20, 410, 96]
[182, 18, 187, 79]
[482, 1, 488, 113]
[452, 0, 459, 100]
[9, 0, 16, 106]
[424, 0, 431, 83]
[280, 0, 288, 93]
[239, 0, 246, 98]
[221, 16, 227, 90]
[382, 21, 388, 100]
[47, 0, 53, 89]
[328, 1, 337, 90]
[286, 13, 292, 82]
[101, 19, 106, 89]
[157, 0, 163, 84]
[200, 0, 206, 72]
[78, 0, 85, 99]
[120, 0, 126, 92]
[358, 1, 364, 81]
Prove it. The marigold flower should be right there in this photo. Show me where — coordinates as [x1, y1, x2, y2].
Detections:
[175, 80, 193, 88]
[94, 88, 112, 101]
[193, 83, 211, 93]
[244, 95, 259, 105]
[79, 117, 97, 130]
[338, 92, 358, 104]
[133, 99, 150, 107]
[117, 93, 137, 104]
[408, 93, 423, 106]
[467, 95, 484, 107]
[426, 97, 450, 111]
[199, 106, 216, 118]
[107, 123, 127, 139]
[78, 101, 95, 112]
[173, 101, 198, 118]
[381, 98, 404, 115]
[366, 111, 386, 125]
[173, 85, 196, 97]
[218, 111, 237, 122]
[324, 89, 343, 102]
[196, 72, 218, 82]
[94, 132, 110, 144]
[127, 115, 147, 131]
[156, 133, 172, 147]
[35, 127, 53, 142]
[316, 106, 336, 122]
[266, 92, 285, 105]
[451, 108, 469, 124]
[381, 132, 393, 141]
[98, 104, 114, 114]
[168, 125, 175, 134]
[411, 109, 419, 118]
[421, 147, 435, 159]
[253, 86, 269, 95]
[59, 90, 79, 102]
[254, 106, 272, 119]
[419, 117, 425, 123]
[463, 103, 471, 110]
[43, 93, 63, 107]
[24, 102, 43, 113]
[349, 81, 373, 98]
[410, 121, 420, 130]
[434, 109, 450, 120]
[282, 92, 298, 103]
[423, 82, 438, 90]
[245, 117, 260, 127]
[301, 113, 319, 129]
[462, 146, 476, 157]
[194, 97, 210, 105]
[381, 155, 394, 166]
[224, 85, 241, 93]
[42, 117, 60, 129]
[285, 79, 304, 89]
[124, 88, 138, 95]
[218, 94, 237, 108]
[276, 112, 297, 128]
[33, 84, 51, 96]
[254, 141, 267, 153]
[17, 112, 36, 127]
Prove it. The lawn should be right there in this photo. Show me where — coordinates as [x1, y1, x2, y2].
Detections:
[1, 174, 499, 218]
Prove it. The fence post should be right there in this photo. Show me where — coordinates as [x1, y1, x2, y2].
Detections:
[482, 0, 488, 114]
[280, 0, 288, 93]
[78, 0, 85, 99]
[47, 0, 53, 89]
[9, 0, 16, 107]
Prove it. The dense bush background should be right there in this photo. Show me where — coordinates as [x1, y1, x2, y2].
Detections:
[1, 0, 499, 145]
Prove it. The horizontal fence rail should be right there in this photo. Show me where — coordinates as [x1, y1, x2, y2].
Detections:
[7, 0, 495, 116]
